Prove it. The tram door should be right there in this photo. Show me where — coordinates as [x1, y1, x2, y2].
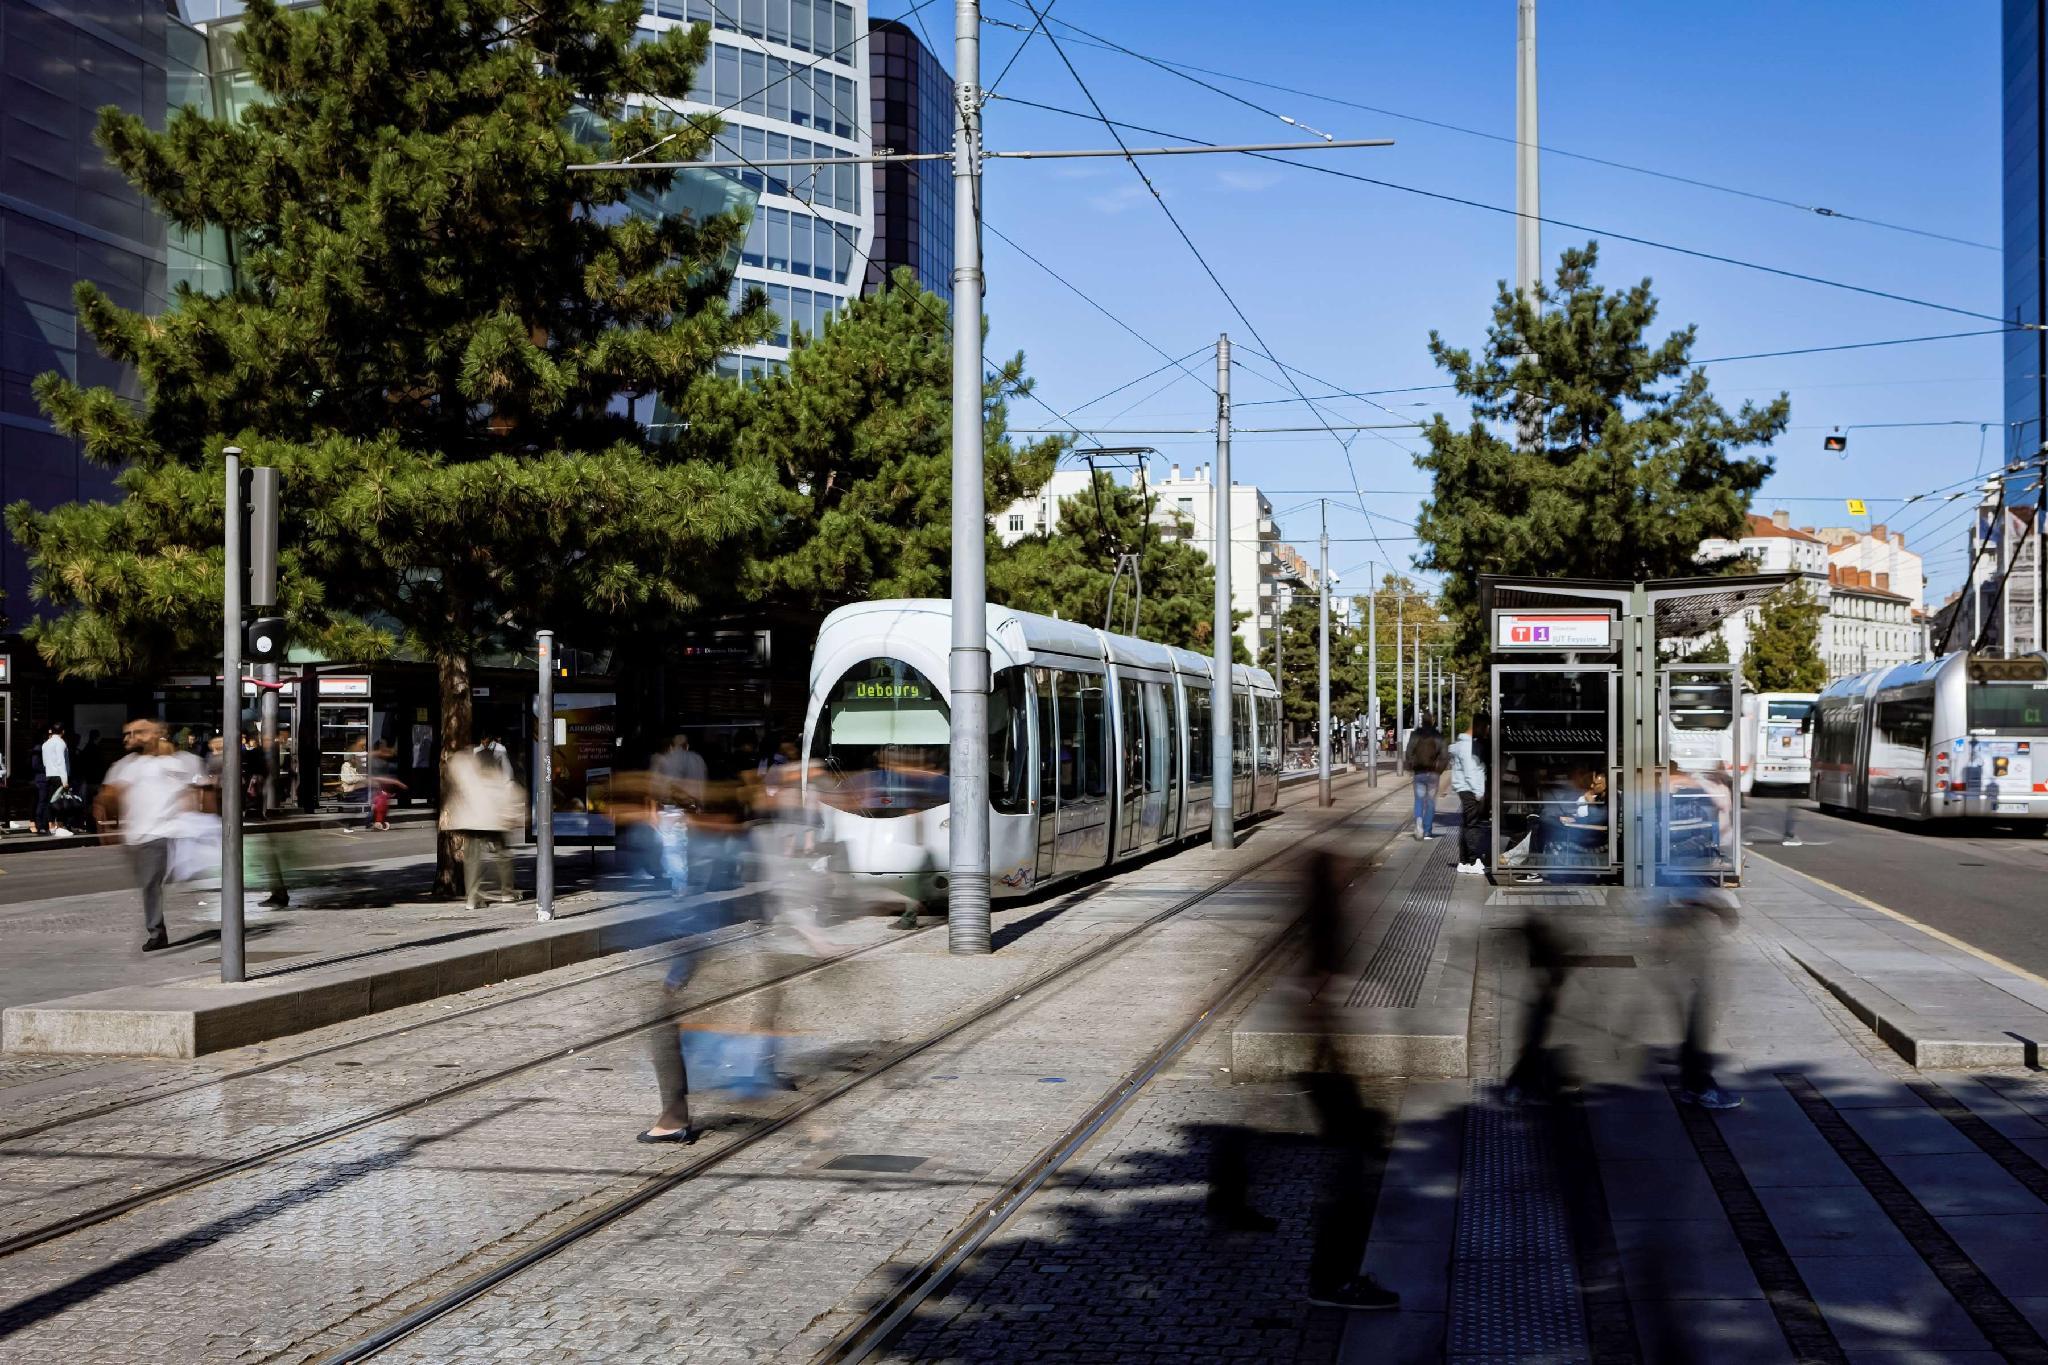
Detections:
[1033, 668, 1059, 884]
[1054, 668, 1112, 876]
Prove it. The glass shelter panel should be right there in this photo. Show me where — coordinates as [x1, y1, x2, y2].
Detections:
[1659, 666, 1740, 878]
[1492, 666, 1616, 874]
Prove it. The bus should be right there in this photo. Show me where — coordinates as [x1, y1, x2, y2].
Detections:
[1740, 691, 1818, 795]
[1812, 653, 2048, 822]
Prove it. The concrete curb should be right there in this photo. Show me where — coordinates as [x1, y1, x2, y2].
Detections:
[1, 887, 760, 1060]
[1785, 945, 2045, 1069]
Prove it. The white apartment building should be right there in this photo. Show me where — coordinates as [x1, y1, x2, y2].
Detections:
[1963, 504, 2041, 655]
[1694, 511, 1928, 682]
[993, 463, 1292, 660]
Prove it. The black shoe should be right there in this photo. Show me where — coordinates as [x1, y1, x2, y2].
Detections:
[636, 1126, 699, 1145]
[261, 892, 290, 908]
[141, 931, 171, 953]
[1307, 1275, 1399, 1311]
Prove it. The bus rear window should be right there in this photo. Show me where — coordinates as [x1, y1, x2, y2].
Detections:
[1765, 700, 1814, 724]
[1969, 683, 2048, 734]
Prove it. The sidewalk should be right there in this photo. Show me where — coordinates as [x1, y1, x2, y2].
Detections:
[1335, 808, 2048, 1362]
[0, 805, 436, 857]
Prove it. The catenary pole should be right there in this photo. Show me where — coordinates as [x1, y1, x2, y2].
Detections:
[948, 0, 992, 952]
[2038, 448, 2048, 652]
[1367, 563, 1379, 787]
[1413, 626, 1423, 728]
[1516, 0, 1541, 451]
[1318, 502, 1332, 807]
[536, 630, 555, 921]
[220, 447, 245, 984]
[1395, 602, 1404, 746]
[1211, 333, 1235, 849]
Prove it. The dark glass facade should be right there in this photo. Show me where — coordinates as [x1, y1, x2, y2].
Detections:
[865, 18, 952, 303]
[0, 0, 168, 614]
[2006, 0, 2047, 485]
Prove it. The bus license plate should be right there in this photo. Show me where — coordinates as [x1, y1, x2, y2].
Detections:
[1996, 803, 2027, 814]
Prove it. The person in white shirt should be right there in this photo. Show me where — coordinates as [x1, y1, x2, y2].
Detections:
[1448, 715, 1489, 875]
[35, 723, 72, 836]
[98, 718, 205, 951]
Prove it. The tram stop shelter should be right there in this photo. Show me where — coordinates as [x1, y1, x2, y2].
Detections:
[1480, 573, 1795, 890]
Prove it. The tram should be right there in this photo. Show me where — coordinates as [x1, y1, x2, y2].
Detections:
[1739, 691, 1818, 795]
[1811, 652, 2048, 822]
[802, 600, 1283, 904]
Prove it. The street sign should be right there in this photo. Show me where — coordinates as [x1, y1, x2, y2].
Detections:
[0, 654, 11, 686]
[1846, 498, 1867, 516]
[1492, 610, 1614, 651]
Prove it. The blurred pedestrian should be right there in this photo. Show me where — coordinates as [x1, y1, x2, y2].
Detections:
[1449, 714, 1488, 875]
[653, 732, 707, 809]
[97, 718, 205, 952]
[74, 729, 109, 833]
[1402, 711, 1446, 841]
[367, 739, 404, 830]
[440, 744, 522, 909]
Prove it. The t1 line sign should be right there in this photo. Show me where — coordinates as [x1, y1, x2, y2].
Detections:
[1492, 611, 1615, 651]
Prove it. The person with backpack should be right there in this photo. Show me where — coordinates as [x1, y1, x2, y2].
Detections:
[1403, 711, 1447, 841]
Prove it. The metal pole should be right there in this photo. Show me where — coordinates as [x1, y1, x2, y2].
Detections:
[948, 0, 992, 951]
[536, 631, 556, 920]
[220, 447, 245, 983]
[1211, 333, 1235, 849]
[1318, 503, 1332, 807]
[1413, 626, 1423, 728]
[2037, 450, 2048, 652]
[1274, 584, 1285, 751]
[246, 466, 280, 819]
[1516, 0, 1540, 305]
[1367, 563, 1379, 786]
[1395, 602, 1404, 746]
[2003, 501, 2015, 655]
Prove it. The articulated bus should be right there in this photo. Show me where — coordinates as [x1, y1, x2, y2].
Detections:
[1812, 652, 2048, 823]
[1740, 691, 1818, 795]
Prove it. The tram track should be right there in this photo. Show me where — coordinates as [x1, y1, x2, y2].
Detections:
[0, 774, 1372, 1272]
[312, 775, 1389, 1363]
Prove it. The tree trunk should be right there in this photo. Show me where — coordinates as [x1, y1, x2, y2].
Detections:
[432, 650, 474, 898]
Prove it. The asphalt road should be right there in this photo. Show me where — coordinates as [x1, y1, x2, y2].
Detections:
[1744, 790, 2048, 979]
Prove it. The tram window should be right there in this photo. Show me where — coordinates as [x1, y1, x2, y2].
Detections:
[1082, 678, 1109, 798]
[988, 668, 1030, 814]
[810, 656, 949, 817]
[1120, 678, 1144, 809]
[1260, 697, 1281, 776]
[1234, 691, 1252, 778]
[1035, 668, 1058, 808]
[1187, 686, 1211, 784]
[1143, 683, 1170, 794]
[1056, 670, 1083, 802]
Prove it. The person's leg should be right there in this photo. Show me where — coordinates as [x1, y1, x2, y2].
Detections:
[647, 1018, 693, 1134]
[131, 839, 168, 942]
[1415, 774, 1437, 838]
[33, 779, 50, 835]
[1459, 791, 1485, 864]
[462, 832, 485, 908]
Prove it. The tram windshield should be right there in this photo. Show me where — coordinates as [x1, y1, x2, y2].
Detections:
[810, 657, 951, 816]
[1765, 698, 1815, 727]
[1969, 682, 2048, 735]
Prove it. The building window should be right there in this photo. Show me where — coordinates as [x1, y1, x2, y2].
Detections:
[1008, 514, 1025, 532]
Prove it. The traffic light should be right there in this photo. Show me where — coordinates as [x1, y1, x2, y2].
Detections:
[245, 615, 288, 662]
[1823, 429, 1848, 453]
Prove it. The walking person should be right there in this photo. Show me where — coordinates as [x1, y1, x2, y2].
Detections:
[96, 718, 205, 952]
[1403, 711, 1447, 841]
[440, 744, 522, 909]
[1449, 714, 1488, 875]
[34, 722, 72, 836]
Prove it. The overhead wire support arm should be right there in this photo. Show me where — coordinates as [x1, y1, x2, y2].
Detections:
[571, 138, 1392, 173]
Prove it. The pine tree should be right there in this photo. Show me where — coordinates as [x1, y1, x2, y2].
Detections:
[696, 269, 1063, 606]
[1742, 584, 1828, 691]
[986, 473, 1234, 654]
[7, 0, 775, 892]
[1415, 244, 1787, 660]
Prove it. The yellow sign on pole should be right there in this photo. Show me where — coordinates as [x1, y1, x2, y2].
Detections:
[1846, 498, 1868, 516]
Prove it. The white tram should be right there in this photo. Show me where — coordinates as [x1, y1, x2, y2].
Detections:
[1812, 652, 2048, 822]
[802, 600, 1283, 904]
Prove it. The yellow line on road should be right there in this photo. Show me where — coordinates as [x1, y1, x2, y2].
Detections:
[1750, 847, 2048, 993]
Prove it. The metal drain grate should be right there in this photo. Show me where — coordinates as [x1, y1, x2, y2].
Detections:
[1485, 888, 1608, 907]
[1448, 1089, 1591, 1361]
[1346, 845, 1456, 1009]
[821, 1153, 927, 1174]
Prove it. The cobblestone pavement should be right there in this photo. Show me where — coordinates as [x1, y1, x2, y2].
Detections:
[0, 779, 1396, 1363]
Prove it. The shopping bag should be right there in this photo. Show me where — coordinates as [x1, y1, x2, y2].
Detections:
[165, 810, 223, 883]
[1502, 831, 1534, 868]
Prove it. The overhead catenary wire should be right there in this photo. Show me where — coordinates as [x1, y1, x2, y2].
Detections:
[989, 92, 2025, 327]
[1006, 7, 1995, 254]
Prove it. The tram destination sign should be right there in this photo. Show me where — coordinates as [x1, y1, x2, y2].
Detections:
[1492, 610, 1615, 651]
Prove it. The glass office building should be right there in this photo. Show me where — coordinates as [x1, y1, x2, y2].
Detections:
[2006, 0, 2048, 478]
[865, 18, 953, 303]
[639, 0, 874, 376]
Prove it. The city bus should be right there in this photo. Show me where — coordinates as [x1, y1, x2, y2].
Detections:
[1739, 691, 1818, 795]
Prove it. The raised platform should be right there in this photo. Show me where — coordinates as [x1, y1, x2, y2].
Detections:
[1230, 834, 1483, 1079]
[0, 888, 757, 1059]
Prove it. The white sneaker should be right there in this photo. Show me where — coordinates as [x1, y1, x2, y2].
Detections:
[1457, 861, 1484, 876]
[50, 828, 74, 838]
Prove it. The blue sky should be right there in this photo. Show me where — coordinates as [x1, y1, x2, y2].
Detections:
[910, 0, 2005, 603]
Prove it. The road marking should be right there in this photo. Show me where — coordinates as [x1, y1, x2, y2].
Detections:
[1751, 848, 2048, 994]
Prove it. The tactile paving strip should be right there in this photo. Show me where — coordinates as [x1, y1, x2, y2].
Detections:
[1346, 844, 1455, 1009]
[1448, 1087, 1592, 1362]
[1485, 888, 1608, 907]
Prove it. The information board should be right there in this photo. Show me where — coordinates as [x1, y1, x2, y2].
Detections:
[1492, 611, 1614, 651]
